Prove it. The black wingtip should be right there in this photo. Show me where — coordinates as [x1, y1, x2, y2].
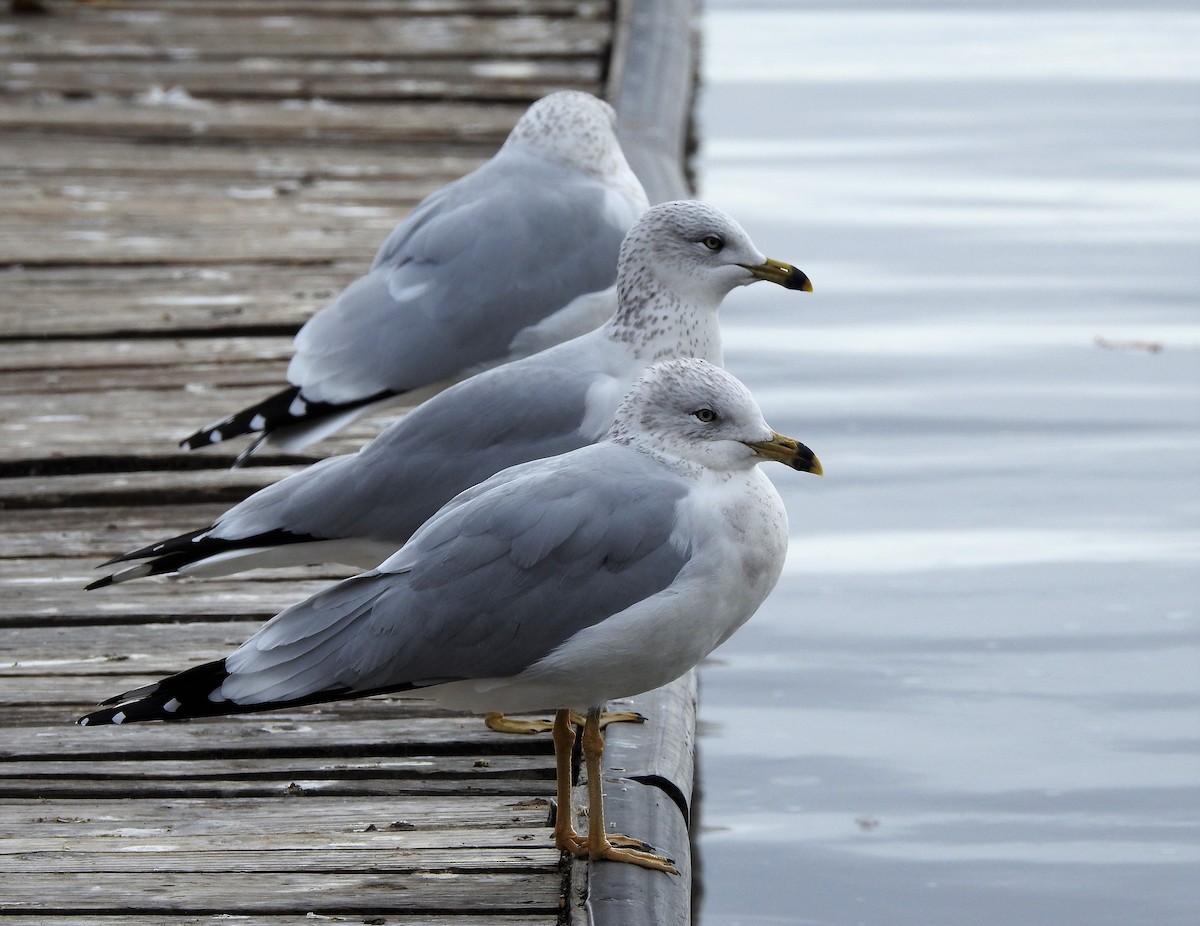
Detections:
[180, 385, 397, 457]
[87, 526, 325, 590]
[77, 660, 233, 726]
[180, 385, 303, 451]
[87, 528, 212, 590]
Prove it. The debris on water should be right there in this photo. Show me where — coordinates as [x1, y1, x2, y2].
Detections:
[1094, 335, 1164, 353]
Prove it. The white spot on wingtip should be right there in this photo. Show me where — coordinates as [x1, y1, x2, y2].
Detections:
[249, 414, 266, 430]
[112, 711, 126, 724]
[287, 396, 308, 417]
[79, 717, 89, 726]
[209, 429, 222, 443]
[163, 698, 181, 713]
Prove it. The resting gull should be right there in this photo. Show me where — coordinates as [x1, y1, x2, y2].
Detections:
[79, 357, 824, 873]
[180, 90, 648, 464]
[91, 200, 812, 589]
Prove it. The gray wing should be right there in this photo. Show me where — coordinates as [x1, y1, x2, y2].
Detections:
[212, 348, 608, 547]
[287, 154, 636, 405]
[219, 444, 692, 704]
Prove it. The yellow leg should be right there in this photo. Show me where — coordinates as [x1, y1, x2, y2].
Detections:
[484, 711, 554, 735]
[551, 708, 587, 855]
[580, 707, 679, 874]
[590, 709, 647, 730]
[484, 709, 647, 736]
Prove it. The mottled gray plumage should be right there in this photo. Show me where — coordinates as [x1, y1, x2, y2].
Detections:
[92, 201, 812, 589]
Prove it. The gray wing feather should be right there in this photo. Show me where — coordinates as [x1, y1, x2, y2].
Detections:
[212, 350, 605, 548]
[221, 445, 692, 704]
[288, 154, 634, 405]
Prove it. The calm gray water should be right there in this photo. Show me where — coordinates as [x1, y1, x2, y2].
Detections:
[693, 4, 1200, 925]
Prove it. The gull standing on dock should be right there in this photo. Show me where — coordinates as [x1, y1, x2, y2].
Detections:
[91, 201, 812, 588]
[180, 90, 648, 464]
[79, 357, 824, 873]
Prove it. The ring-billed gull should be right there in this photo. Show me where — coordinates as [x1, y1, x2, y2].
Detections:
[180, 90, 648, 464]
[79, 357, 823, 873]
[90, 201, 812, 588]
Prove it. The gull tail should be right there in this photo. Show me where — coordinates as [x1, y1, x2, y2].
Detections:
[86, 527, 318, 590]
[179, 385, 397, 464]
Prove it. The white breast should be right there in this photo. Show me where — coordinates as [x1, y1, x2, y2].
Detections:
[450, 467, 789, 714]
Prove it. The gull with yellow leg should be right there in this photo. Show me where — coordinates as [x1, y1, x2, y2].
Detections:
[79, 358, 822, 872]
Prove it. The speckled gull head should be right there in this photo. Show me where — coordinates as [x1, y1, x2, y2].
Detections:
[501, 90, 633, 179]
[608, 357, 823, 477]
[613, 200, 813, 322]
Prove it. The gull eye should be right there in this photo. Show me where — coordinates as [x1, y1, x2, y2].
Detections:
[693, 408, 717, 423]
[700, 234, 724, 251]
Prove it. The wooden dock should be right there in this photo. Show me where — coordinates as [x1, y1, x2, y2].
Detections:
[0, 1, 697, 922]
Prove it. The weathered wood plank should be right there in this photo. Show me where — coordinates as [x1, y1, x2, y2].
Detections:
[0, 754, 548, 780]
[6, 559, 357, 596]
[0, 794, 555, 836]
[0, 620, 274, 667]
[0, 579, 342, 621]
[14, 0, 601, 14]
[0, 918, 551, 926]
[0, 188, 404, 265]
[6, 559, 352, 593]
[0, 135, 483, 183]
[0, 482, 280, 517]
[2, 10, 610, 61]
[0, 777, 553, 799]
[2, 715, 556, 759]
[2, 172, 445, 208]
[4, 65, 595, 106]
[3, 56, 599, 103]
[74, 0, 599, 12]
[0, 336, 294, 373]
[0, 870, 562, 914]
[0, 845, 559, 875]
[0, 99, 525, 145]
[0, 264, 353, 339]
[0, 182, 431, 261]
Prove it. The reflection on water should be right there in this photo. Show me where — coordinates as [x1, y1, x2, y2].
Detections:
[783, 529, 1200, 573]
[704, 9, 1200, 83]
[695, 2, 1199, 925]
[723, 322, 1200, 353]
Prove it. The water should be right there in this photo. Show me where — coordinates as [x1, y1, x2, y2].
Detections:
[693, 4, 1200, 924]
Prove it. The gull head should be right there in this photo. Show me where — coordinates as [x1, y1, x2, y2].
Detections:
[608, 358, 822, 476]
[503, 90, 634, 181]
[615, 201, 812, 317]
